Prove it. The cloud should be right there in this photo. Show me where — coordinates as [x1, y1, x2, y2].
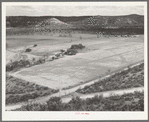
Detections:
[6, 5, 144, 16]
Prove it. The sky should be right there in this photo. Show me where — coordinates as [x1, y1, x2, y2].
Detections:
[6, 5, 144, 16]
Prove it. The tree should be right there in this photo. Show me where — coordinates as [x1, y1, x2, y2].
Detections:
[25, 48, 32, 52]
[33, 44, 37, 47]
[69, 96, 82, 110]
[66, 49, 78, 55]
[47, 97, 62, 111]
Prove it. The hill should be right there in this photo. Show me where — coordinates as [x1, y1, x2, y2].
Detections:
[70, 14, 144, 30]
[6, 14, 143, 29]
[6, 14, 144, 35]
[35, 18, 74, 30]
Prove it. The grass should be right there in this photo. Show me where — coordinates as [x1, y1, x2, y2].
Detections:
[6, 75, 58, 105]
[13, 91, 144, 111]
[76, 63, 144, 94]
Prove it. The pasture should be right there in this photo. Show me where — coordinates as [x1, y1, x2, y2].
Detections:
[6, 34, 144, 89]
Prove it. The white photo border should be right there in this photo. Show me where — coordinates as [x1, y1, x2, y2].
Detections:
[2, 1, 148, 121]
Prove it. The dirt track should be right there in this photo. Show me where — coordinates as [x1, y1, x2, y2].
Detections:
[5, 86, 144, 111]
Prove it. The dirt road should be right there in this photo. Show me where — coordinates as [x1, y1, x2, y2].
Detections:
[5, 87, 144, 111]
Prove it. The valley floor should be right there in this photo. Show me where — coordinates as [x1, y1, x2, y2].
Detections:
[8, 35, 144, 89]
[5, 34, 145, 111]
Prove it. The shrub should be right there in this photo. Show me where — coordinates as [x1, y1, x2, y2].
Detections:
[64, 44, 85, 56]
[60, 49, 65, 53]
[76, 63, 144, 94]
[6, 60, 31, 72]
[14, 91, 144, 111]
[65, 49, 78, 55]
[6, 75, 58, 105]
[69, 96, 83, 110]
[25, 48, 32, 52]
[33, 44, 37, 47]
[70, 44, 85, 50]
[52, 57, 55, 60]
[47, 97, 62, 111]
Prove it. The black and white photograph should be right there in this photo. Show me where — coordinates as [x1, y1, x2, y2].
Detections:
[2, 1, 148, 121]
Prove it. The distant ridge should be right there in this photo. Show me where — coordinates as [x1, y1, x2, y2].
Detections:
[6, 14, 144, 30]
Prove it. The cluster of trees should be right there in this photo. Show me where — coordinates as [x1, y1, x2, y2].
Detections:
[6, 60, 30, 72]
[6, 44, 86, 72]
[6, 57, 47, 72]
[65, 44, 85, 55]
[70, 44, 85, 49]
[77, 63, 144, 94]
[14, 91, 144, 111]
[6, 75, 58, 105]
[6, 53, 62, 72]
[65, 48, 78, 55]
[25, 48, 32, 52]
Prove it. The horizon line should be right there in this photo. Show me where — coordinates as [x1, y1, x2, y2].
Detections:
[6, 14, 144, 17]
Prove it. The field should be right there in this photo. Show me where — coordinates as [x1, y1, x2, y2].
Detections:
[6, 34, 144, 89]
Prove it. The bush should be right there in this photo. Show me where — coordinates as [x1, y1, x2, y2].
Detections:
[6, 60, 31, 72]
[65, 48, 78, 55]
[47, 97, 62, 111]
[60, 49, 65, 53]
[33, 44, 37, 47]
[70, 44, 85, 50]
[25, 48, 32, 52]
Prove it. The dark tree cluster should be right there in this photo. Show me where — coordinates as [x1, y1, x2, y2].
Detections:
[6, 57, 47, 72]
[33, 44, 37, 47]
[70, 44, 85, 49]
[65, 44, 85, 55]
[65, 48, 78, 55]
[6, 60, 30, 72]
[25, 48, 32, 52]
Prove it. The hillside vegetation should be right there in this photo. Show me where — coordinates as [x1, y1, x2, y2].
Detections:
[76, 63, 144, 94]
[13, 91, 144, 111]
[6, 14, 143, 29]
[6, 75, 58, 105]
